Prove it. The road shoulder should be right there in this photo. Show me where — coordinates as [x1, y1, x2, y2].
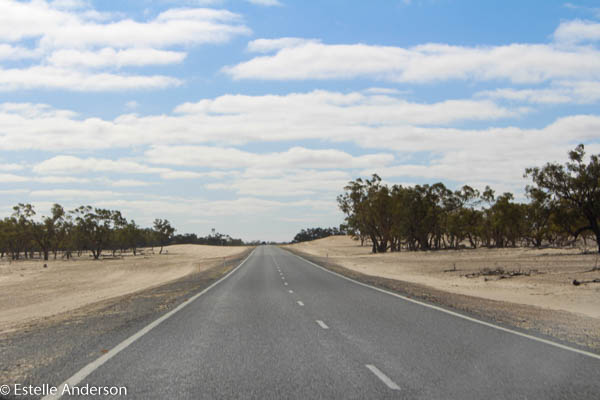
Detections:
[282, 247, 600, 355]
[0, 248, 253, 397]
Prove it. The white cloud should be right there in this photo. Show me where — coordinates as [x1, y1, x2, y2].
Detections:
[246, 38, 318, 52]
[50, 0, 88, 10]
[0, 1, 250, 91]
[35, 176, 91, 184]
[110, 179, 153, 187]
[224, 40, 600, 84]
[48, 48, 187, 68]
[0, 163, 25, 171]
[245, 0, 282, 6]
[0, 173, 89, 184]
[0, 66, 181, 91]
[0, 44, 40, 61]
[125, 100, 139, 110]
[144, 145, 394, 169]
[0, 173, 30, 183]
[554, 19, 600, 43]
[206, 169, 351, 197]
[478, 80, 600, 104]
[34, 155, 166, 174]
[0, 189, 29, 195]
[30, 189, 124, 198]
[0, 2, 249, 48]
[33, 155, 228, 180]
[0, 92, 518, 151]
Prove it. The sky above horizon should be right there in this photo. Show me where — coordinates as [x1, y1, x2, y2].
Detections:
[1, 0, 600, 241]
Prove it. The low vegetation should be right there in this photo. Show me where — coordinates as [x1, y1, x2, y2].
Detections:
[337, 144, 600, 253]
[0, 205, 246, 262]
[292, 226, 346, 243]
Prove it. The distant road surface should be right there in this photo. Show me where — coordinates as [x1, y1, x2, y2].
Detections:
[47, 246, 600, 399]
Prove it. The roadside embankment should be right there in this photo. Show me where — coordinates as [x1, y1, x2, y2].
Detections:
[0, 244, 249, 334]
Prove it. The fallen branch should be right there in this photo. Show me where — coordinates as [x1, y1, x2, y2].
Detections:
[572, 279, 600, 286]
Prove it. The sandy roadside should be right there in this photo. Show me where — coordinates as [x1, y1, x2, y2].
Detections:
[0, 244, 248, 333]
[284, 236, 600, 320]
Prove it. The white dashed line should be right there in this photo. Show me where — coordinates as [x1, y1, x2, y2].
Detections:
[316, 320, 329, 329]
[288, 290, 294, 293]
[284, 282, 288, 286]
[366, 364, 400, 390]
[297, 301, 304, 306]
[292, 252, 600, 361]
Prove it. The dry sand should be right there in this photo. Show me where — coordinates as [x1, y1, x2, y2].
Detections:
[285, 236, 600, 320]
[0, 245, 248, 333]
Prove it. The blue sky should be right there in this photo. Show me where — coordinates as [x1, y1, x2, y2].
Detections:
[1, 0, 600, 241]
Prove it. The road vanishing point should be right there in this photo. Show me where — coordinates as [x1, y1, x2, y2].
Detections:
[45, 246, 600, 399]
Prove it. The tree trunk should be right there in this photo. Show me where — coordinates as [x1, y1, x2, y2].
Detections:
[592, 223, 600, 254]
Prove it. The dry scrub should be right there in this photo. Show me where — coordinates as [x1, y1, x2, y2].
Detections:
[0, 244, 248, 333]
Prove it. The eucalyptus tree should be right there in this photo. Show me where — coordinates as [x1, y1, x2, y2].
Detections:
[153, 219, 175, 254]
[526, 144, 600, 253]
[30, 203, 65, 261]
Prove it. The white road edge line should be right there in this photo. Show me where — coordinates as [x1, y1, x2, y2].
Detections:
[42, 249, 256, 400]
[316, 320, 329, 329]
[297, 301, 304, 306]
[366, 364, 400, 390]
[291, 252, 600, 361]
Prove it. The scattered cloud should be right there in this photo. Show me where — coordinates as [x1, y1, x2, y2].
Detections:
[0, 66, 181, 91]
[554, 19, 600, 43]
[477, 80, 600, 104]
[245, 0, 282, 6]
[125, 100, 139, 110]
[224, 40, 600, 84]
[0, 92, 520, 151]
[0, 163, 25, 171]
[47, 48, 187, 69]
[110, 179, 153, 187]
[246, 37, 319, 53]
[30, 189, 125, 198]
[145, 145, 394, 170]
[32, 155, 234, 181]
[206, 169, 351, 197]
[0, 1, 250, 91]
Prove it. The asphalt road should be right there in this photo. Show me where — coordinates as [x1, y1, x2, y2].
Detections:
[47, 245, 600, 399]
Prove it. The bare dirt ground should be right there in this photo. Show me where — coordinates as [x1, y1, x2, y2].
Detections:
[284, 236, 600, 351]
[0, 245, 248, 334]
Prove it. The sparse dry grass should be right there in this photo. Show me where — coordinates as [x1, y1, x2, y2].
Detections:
[0, 244, 248, 333]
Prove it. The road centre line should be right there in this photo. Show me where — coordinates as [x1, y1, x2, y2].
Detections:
[366, 364, 400, 390]
[297, 301, 304, 306]
[42, 249, 256, 400]
[289, 290, 294, 293]
[291, 252, 600, 361]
